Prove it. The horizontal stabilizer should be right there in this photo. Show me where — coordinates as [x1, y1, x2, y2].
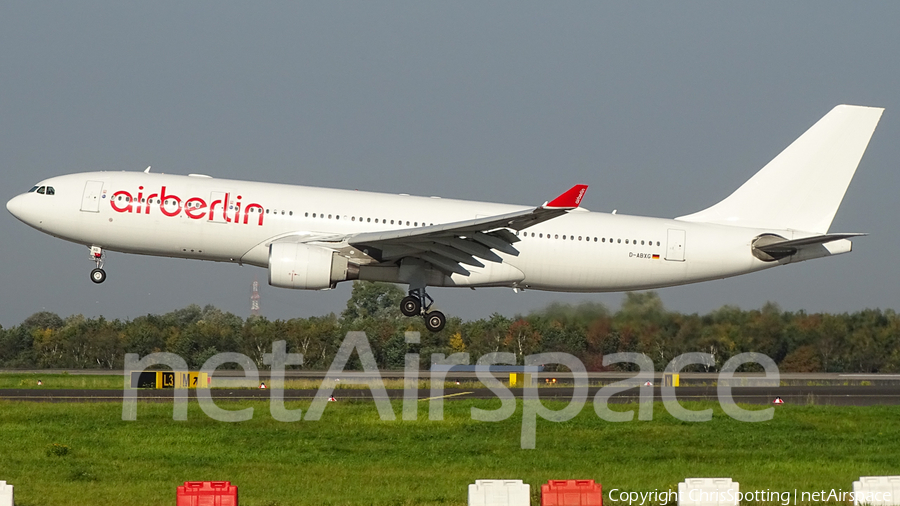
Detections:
[752, 232, 865, 261]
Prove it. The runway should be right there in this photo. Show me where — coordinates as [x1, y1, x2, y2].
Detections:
[2, 385, 900, 406]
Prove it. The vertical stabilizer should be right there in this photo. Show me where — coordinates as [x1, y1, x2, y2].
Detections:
[676, 105, 883, 233]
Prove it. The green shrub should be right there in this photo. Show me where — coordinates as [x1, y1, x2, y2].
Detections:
[46, 443, 70, 457]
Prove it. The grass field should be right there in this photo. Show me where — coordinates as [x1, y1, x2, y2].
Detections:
[1, 398, 898, 506]
[0, 373, 122, 390]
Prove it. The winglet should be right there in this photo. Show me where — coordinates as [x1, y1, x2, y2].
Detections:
[544, 184, 588, 209]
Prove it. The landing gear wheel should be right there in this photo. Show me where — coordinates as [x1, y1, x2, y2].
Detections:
[90, 268, 107, 284]
[400, 296, 421, 317]
[424, 311, 446, 332]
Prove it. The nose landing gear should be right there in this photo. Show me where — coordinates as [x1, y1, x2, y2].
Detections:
[90, 246, 106, 284]
[401, 288, 446, 332]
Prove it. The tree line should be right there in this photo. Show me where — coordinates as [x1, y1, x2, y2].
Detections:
[1, 282, 898, 372]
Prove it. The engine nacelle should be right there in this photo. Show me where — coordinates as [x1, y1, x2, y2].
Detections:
[268, 243, 354, 290]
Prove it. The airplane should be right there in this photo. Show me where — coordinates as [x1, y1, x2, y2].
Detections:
[6, 105, 883, 332]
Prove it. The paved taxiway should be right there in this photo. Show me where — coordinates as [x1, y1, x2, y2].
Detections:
[2, 386, 899, 406]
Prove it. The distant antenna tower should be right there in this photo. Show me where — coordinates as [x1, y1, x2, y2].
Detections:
[250, 275, 261, 316]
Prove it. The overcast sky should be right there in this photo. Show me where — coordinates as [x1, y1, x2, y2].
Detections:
[1, 2, 898, 327]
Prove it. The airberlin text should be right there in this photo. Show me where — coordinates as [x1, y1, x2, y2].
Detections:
[108, 186, 265, 226]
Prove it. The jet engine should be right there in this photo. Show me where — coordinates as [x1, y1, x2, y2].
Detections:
[268, 243, 357, 289]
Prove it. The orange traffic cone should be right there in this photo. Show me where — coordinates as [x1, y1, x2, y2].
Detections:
[259, 382, 267, 389]
[773, 396, 784, 404]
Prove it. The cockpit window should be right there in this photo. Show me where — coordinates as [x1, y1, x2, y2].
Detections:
[28, 185, 55, 195]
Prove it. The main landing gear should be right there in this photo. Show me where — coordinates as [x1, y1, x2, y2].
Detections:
[401, 287, 446, 332]
[89, 246, 106, 284]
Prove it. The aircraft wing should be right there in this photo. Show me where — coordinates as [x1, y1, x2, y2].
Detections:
[317, 184, 587, 276]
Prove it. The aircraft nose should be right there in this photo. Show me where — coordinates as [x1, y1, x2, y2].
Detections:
[6, 194, 27, 220]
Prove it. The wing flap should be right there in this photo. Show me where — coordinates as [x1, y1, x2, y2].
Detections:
[408, 242, 485, 268]
[431, 237, 503, 263]
[419, 252, 471, 276]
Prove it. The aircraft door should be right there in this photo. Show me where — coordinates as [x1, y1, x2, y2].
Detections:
[665, 229, 686, 261]
[80, 181, 104, 212]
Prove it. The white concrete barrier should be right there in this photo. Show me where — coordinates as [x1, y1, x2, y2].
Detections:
[853, 476, 900, 506]
[0, 480, 13, 506]
[678, 478, 739, 506]
[468, 479, 530, 506]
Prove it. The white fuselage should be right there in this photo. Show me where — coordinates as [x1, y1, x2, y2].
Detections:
[6, 171, 809, 293]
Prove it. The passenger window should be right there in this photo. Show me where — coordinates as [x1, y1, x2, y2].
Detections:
[578, 236, 582, 241]
[367, 218, 371, 223]
[617, 239, 621, 243]
[539, 233, 543, 238]
[562, 235, 566, 240]
[391, 220, 395, 224]
[602, 238, 605, 242]
[641, 240, 645, 245]
[657, 241, 661, 246]
[555, 235, 558, 239]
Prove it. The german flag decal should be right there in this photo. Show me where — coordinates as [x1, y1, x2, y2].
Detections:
[652, 254, 660, 259]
